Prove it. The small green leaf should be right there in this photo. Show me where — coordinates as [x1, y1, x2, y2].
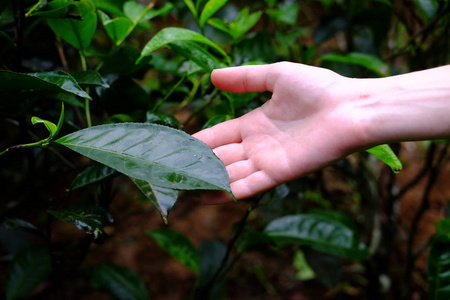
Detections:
[99, 10, 133, 44]
[265, 214, 369, 260]
[123, 0, 148, 24]
[0, 70, 90, 99]
[183, 0, 198, 19]
[54, 123, 233, 196]
[146, 229, 200, 274]
[69, 164, 117, 191]
[5, 247, 52, 300]
[142, 2, 174, 21]
[293, 250, 315, 281]
[31, 0, 77, 18]
[320, 52, 390, 77]
[145, 111, 180, 128]
[48, 205, 113, 239]
[130, 177, 178, 225]
[169, 41, 227, 72]
[90, 263, 150, 300]
[138, 27, 228, 63]
[47, 0, 97, 50]
[230, 8, 262, 40]
[31, 116, 58, 138]
[266, 4, 299, 25]
[366, 144, 402, 173]
[207, 18, 230, 35]
[72, 70, 110, 88]
[199, 0, 228, 29]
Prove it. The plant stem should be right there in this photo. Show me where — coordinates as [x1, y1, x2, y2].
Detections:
[79, 51, 92, 127]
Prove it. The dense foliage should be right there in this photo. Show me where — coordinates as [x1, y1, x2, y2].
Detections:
[0, 0, 449, 299]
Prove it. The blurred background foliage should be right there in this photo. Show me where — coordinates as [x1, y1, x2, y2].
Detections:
[0, 0, 450, 299]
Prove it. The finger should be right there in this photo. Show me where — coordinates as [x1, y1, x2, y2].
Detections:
[230, 171, 278, 200]
[211, 65, 277, 93]
[213, 143, 246, 166]
[192, 118, 241, 149]
[226, 159, 258, 182]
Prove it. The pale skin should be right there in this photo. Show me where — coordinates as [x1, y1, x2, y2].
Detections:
[193, 62, 450, 202]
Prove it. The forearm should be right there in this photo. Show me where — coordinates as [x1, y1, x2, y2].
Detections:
[355, 65, 450, 147]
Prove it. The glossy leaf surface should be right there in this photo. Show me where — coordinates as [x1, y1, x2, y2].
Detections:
[90, 263, 150, 300]
[138, 27, 228, 62]
[130, 177, 178, 224]
[55, 123, 232, 195]
[199, 0, 228, 29]
[5, 247, 52, 300]
[99, 10, 133, 44]
[183, 0, 198, 19]
[146, 229, 200, 274]
[0, 70, 90, 99]
[70, 164, 117, 191]
[320, 52, 390, 77]
[4, 219, 40, 235]
[169, 41, 227, 72]
[48, 205, 113, 239]
[31, 117, 57, 138]
[47, 0, 97, 50]
[366, 144, 403, 173]
[265, 214, 369, 260]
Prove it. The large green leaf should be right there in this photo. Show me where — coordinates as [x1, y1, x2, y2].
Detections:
[0, 70, 90, 99]
[69, 164, 117, 191]
[31, 0, 78, 18]
[320, 52, 390, 77]
[199, 0, 228, 29]
[90, 263, 149, 300]
[48, 205, 113, 239]
[264, 214, 369, 260]
[47, 0, 97, 50]
[5, 247, 52, 300]
[130, 177, 178, 225]
[54, 123, 233, 196]
[146, 229, 200, 274]
[428, 219, 450, 300]
[366, 144, 402, 173]
[138, 27, 228, 63]
[169, 41, 227, 72]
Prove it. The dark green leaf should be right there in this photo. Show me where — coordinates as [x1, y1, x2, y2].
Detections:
[198, 241, 228, 297]
[69, 164, 117, 191]
[47, 0, 97, 50]
[72, 70, 110, 88]
[199, 0, 228, 29]
[5, 247, 52, 300]
[90, 263, 149, 300]
[169, 41, 227, 72]
[145, 111, 180, 128]
[138, 27, 228, 63]
[54, 123, 233, 196]
[428, 226, 450, 300]
[91, 0, 126, 17]
[366, 144, 402, 173]
[48, 205, 113, 239]
[320, 52, 390, 77]
[146, 229, 200, 273]
[0, 70, 90, 99]
[31, 0, 77, 17]
[264, 214, 369, 260]
[130, 177, 178, 225]
[4, 219, 40, 235]
[266, 4, 299, 25]
[413, 0, 438, 21]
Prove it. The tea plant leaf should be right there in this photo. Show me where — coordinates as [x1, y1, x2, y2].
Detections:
[138, 27, 228, 63]
[72, 70, 110, 88]
[0, 70, 90, 99]
[31, 117, 58, 138]
[266, 4, 299, 25]
[48, 205, 113, 239]
[4, 219, 40, 236]
[169, 41, 227, 72]
[199, 0, 228, 29]
[146, 229, 200, 274]
[183, 0, 198, 19]
[366, 144, 403, 173]
[69, 164, 117, 191]
[54, 123, 233, 196]
[91, 0, 126, 17]
[428, 220, 450, 300]
[47, 0, 97, 50]
[31, 0, 77, 17]
[265, 214, 369, 260]
[90, 263, 150, 300]
[293, 250, 315, 281]
[143, 2, 174, 21]
[320, 52, 390, 77]
[99, 10, 133, 44]
[123, 0, 148, 24]
[5, 247, 52, 300]
[130, 177, 178, 225]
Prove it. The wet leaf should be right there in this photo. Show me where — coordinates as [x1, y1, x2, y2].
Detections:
[199, 0, 228, 29]
[69, 164, 117, 191]
[265, 214, 369, 260]
[169, 41, 227, 72]
[0, 70, 90, 99]
[72, 70, 110, 88]
[90, 263, 149, 300]
[130, 177, 178, 224]
[146, 229, 200, 274]
[366, 144, 402, 173]
[138, 27, 228, 63]
[5, 247, 52, 300]
[55, 123, 233, 196]
[48, 205, 113, 239]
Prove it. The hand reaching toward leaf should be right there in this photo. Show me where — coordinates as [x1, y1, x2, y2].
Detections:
[193, 62, 450, 202]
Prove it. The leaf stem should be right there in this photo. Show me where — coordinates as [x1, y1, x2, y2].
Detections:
[79, 51, 92, 127]
[25, 0, 45, 17]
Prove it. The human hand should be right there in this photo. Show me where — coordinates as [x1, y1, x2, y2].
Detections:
[193, 62, 368, 202]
